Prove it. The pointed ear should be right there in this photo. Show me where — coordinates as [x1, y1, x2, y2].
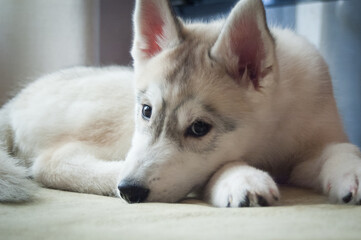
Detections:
[131, 0, 183, 66]
[210, 0, 274, 89]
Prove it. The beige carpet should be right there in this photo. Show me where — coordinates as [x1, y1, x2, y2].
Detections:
[1, 187, 360, 240]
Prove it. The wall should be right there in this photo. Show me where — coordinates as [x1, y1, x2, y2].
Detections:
[0, 0, 99, 105]
[99, 0, 134, 66]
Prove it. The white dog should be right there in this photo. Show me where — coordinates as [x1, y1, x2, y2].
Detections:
[1, 0, 361, 207]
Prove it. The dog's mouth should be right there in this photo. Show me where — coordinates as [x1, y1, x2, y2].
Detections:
[118, 178, 200, 204]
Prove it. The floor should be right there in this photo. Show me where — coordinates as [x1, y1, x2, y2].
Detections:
[1, 186, 360, 240]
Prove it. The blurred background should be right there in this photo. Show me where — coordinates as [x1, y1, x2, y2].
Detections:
[0, 0, 360, 147]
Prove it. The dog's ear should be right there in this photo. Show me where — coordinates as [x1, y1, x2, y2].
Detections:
[210, 0, 274, 89]
[132, 0, 183, 67]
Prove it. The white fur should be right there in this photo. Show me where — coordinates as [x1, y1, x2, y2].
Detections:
[204, 162, 280, 207]
[1, 0, 361, 207]
[0, 151, 38, 202]
[1, 66, 134, 199]
[319, 143, 361, 204]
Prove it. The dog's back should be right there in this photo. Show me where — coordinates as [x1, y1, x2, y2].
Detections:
[244, 28, 348, 174]
[0, 66, 135, 201]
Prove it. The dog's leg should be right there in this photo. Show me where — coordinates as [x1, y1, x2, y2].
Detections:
[32, 141, 123, 197]
[203, 162, 280, 207]
[290, 143, 361, 204]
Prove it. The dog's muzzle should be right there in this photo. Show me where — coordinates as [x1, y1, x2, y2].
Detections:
[118, 180, 149, 203]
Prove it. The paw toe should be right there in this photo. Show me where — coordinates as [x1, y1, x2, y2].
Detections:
[342, 192, 353, 203]
[238, 195, 250, 207]
[257, 195, 269, 207]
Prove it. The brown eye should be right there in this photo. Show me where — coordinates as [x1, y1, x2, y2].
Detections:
[186, 121, 212, 138]
[142, 105, 152, 120]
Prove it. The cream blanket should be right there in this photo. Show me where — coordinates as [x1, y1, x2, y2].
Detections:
[1, 187, 360, 240]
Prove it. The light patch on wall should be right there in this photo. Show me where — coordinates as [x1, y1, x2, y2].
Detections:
[295, 2, 323, 48]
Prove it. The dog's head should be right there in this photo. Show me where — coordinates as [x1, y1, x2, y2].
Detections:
[118, 0, 276, 203]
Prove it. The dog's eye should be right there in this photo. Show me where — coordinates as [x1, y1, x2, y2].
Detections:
[186, 121, 212, 138]
[142, 105, 152, 120]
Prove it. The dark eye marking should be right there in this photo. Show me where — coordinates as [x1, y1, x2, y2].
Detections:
[142, 105, 152, 120]
[186, 121, 212, 138]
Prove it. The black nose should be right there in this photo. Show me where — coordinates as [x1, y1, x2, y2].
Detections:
[118, 181, 149, 203]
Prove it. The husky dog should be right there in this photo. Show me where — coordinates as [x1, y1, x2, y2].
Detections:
[1, 0, 361, 207]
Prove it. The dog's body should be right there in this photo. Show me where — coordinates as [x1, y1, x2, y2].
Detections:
[1, 0, 361, 207]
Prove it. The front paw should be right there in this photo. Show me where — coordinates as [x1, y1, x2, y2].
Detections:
[204, 162, 280, 208]
[322, 163, 361, 204]
[319, 143, 361, 205]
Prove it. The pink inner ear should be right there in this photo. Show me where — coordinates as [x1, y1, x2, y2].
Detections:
[140, 2, 165, 57]
[230, 17, 265, 89]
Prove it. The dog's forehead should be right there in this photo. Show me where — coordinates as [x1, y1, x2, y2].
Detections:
[165, 42, 216, 96]
[135, 37, 239, 150]
[136, 26, 242, 119]
[142, 44, 207, 102]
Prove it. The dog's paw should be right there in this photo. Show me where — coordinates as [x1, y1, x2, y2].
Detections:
[204, 162, 280, 208]
[322, 167, 361, 205]
[320, 146, 361, 205]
